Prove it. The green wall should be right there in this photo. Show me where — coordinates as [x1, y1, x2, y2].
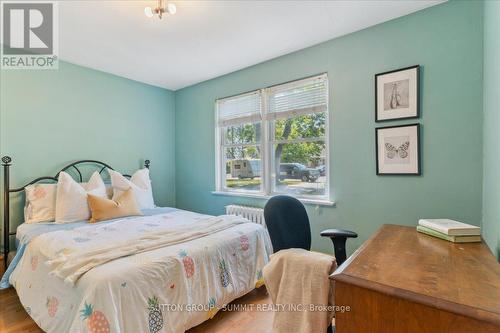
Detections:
[174, 0, 484, 254]
[482, 0, 500, 260]
[1, 1, 491, 258]
[0, 61, 176, 237]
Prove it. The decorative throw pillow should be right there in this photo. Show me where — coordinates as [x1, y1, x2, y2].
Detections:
[108, 168, 155, 209]
[24, 184, 57, 223]
[55, 171, 107, 223]
[87, 188, 143, 223]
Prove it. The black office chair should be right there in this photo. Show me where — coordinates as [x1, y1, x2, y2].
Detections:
[264, 195, 357, 333]
[264, 195, 357, 267]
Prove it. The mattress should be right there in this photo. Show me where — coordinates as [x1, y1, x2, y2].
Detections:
[3, 207, 272, 333]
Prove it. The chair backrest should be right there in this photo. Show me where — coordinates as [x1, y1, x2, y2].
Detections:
[264, 195, 312, 252]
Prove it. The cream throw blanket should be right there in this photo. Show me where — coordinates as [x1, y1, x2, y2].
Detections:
[41, 214, 247, 285]
[263, 248, 336, 333]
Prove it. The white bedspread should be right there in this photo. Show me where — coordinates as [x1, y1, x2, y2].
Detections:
[9, 209, 272, 333]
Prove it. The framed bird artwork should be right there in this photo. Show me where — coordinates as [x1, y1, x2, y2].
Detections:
[375, 65, 420, 122]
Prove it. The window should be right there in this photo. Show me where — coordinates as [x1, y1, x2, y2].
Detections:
[215, 74, 329, 201]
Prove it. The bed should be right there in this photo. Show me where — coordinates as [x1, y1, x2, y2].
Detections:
[0, 157, 272, 333]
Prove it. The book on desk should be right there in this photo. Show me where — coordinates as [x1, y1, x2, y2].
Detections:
[417, 219, 481, 243]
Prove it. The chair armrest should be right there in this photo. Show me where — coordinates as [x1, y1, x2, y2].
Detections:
[320, 229, 358, 239]
[320, 229, 358, 267]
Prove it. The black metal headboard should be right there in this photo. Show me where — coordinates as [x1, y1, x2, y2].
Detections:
[1, 156, 150, 268]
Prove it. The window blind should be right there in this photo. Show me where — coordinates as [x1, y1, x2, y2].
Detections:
[266, 74, 327, 120]
[217, 91, 262, 127]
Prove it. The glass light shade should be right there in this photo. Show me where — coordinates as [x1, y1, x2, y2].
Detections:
[167, 3, 177, 15]
[144, 6, 154, 18]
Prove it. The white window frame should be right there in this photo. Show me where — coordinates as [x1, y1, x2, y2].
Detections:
[215, 90, 265, 195]
[214, 74, 332, 205]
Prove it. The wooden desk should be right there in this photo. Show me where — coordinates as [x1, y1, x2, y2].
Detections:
[332, 224, 500, 333]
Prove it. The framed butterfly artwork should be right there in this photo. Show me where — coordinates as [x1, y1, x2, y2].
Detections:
[376, 124, 421, 175]
[375, 65, 420, 122]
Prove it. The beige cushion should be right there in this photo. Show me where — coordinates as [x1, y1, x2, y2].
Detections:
[87, 188, 142, 223]
[24, 184, 57, 223]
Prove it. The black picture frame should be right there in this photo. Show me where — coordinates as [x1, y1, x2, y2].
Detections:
[375, 123, 421, 175]
[375, 65, 420, 122]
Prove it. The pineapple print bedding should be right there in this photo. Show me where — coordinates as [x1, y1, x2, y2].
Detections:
[8, 209, 272, 333]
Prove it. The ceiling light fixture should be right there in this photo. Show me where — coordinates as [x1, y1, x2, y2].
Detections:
[145, 0, 176, 19]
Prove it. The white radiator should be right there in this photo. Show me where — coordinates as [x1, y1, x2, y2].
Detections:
[225, 205, 266, 227]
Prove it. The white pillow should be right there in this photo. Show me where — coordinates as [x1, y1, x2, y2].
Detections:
[105, 184, 113, 199]
[24, 184, 57, 223]
[55, 171, 107, 223]
[81, 182, 113, 198]
[109, 168, 155, 209]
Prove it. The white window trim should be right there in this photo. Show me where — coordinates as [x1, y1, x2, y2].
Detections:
[211, 190, 335, 206]
[214, 73, 331, 203]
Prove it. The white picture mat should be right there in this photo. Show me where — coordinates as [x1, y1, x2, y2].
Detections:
[377, 67, 418, 121]
[377, 125, 419, 174]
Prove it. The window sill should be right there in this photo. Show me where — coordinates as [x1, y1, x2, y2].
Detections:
[211, 191, 336, 207]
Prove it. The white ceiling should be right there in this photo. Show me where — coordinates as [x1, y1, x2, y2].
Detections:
[59, 0, 444, 91]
